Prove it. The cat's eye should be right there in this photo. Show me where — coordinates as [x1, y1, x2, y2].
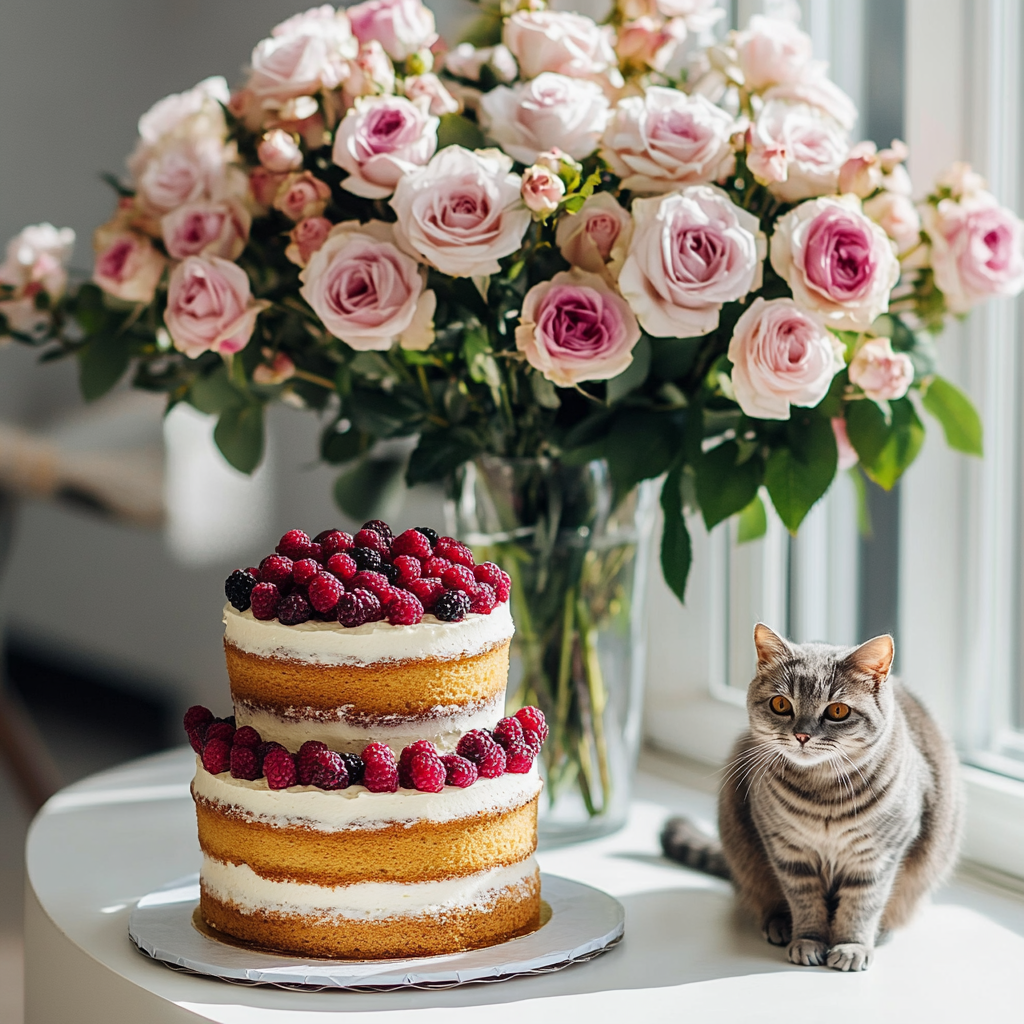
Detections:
[769, 695, 793, 715]
[825, 702, 851, 721]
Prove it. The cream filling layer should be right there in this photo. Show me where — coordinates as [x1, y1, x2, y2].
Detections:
[201, 854, 537, 920]
[192, 758, 542, 831]
[233, 696, 504, 755]
[224, 600, 514, 666]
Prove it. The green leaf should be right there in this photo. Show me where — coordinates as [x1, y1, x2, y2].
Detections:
[347, 390, 419, 438]
[849, 467, 872, 537]
[320, 423, 370, 465]
[77, 334, 131, 401]
[695, 440, 762, 530]
[214, 403, 264, 474]
[604, 410, 681, 495]
[406, 431, 480, 485]
[190, 365, 242, 415]
[922, 376, 983, 455]
[530, 372, 561, 409]
[764, 414, 838, 533]
[436, 113, 485, 151]
[650, 336, 701, 381]
[660, 464, 692, 603]
[333, 457, 406, 521]
[863, 396, 925, 490]
[605, 336, 651, 403]
[736, 493, 767, 543]
[845, 400, 889, 466]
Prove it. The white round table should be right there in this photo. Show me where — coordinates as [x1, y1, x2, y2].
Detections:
[25, 747, 1024, 1022]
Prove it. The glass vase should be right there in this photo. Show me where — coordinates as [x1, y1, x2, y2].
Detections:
[448, 456, 656, 845]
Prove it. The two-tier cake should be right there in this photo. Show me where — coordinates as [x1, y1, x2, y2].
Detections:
[185, 522, 547, 960]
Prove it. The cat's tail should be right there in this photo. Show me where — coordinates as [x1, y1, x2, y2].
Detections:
[660, 816, 731, 880]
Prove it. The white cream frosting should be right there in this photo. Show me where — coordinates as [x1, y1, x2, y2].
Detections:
[192, 758, 542, 831]
[201, 854, 538, 920]
[234, 696, 504, 755]
[223, 600, 514, 666]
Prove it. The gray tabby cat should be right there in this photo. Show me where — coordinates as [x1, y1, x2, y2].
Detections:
[662, 624, 962, 972]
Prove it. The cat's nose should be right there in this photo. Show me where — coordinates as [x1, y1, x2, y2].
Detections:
[794, 732, 810, 745]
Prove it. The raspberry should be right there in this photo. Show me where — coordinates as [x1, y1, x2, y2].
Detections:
[338, 752, 365, 786]
[473, 563, 510, 604]
[326, 552, 358, 582]
[206, 720, 235, 743]
[522, 728, 542, 753]
[422, 555, 452, 578]
[309, 542, 323, 563]
[493, 570, 511, 603]
[379, 561, 400, 585]
[308, 572, 343, 613]
[399, 740, 438, 788]
[440, 753, 478, 788]
[391, 529, 432, 559]
[406, 577, 444, 611]
[415, 526, 439, 547]
[361, 519, 394, 546]
[514, 706, 549, 744]
[276, 529, 313, 560]
[297, 740, 349, 789]
[317, 530, 354, 558]
[256, 740, 285, 763]
[337, 589, 383, 626]
[354, 528, 389, 553]
[352, 570, 392, 600]
[492, 716, 524, 750]
[277, 591, 312, 625]
[504, 741, 535, 774]
[392, 555, 422, 584]
[230, 744, 261, 780]
[187, 727, 206, 754]
[457, 729, 506, 779]
[410, 751, 446, 792]
[434, 589, 471, 622]
[470, 582, 497, 614]
[477, 742, 506, 777]
[232, 726, 261, 748]
[435, 536, 475, 567]
[441, 565, 476, 593]
[292, 558, 321, 586]
[388, 591, 424, 625]
[225, 569, 258, 612]
[362, 742, 399, 792]
[258, 554, 293, 588]
[263, 747, 297, 789]
[183, 705, 213, 734]
[245, 567, 261, 579]
[352, 547, 383, 572]
[202, 737, 231, 774]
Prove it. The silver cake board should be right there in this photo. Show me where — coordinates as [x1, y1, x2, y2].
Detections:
[128, 872, 624, 991]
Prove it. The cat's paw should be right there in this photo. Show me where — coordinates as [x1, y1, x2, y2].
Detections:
[788, 937, 829, 966]
[827, 943, 873, 972]
[762, 913, 792, 946]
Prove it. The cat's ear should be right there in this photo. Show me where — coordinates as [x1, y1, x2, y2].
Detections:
[753, 623, 790, 669]
[845, 634, 895, 686]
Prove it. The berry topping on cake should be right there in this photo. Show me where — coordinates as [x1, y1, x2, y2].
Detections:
[422, 555, 452, 578]
[338, 752, 365, 786]
[206, 720, 236, 743]
[277, 591, 312, 625]
[326, 552, 358, 581]
[292, 558, 321, 586]
[435, 536, 474, 567]
[492, 716, 525, 750]
[317, 530, 353, 558]
[351, 570, 392, 600]
[337, 589, 383, 627]
[184, 705, 214, 734]
[351, 547, 383, 573]
[406, 577, 444, 611]
[276, 529, 313, 561]
[230, 743, 261, 780]
[434, 589, 471, 622]
[307, 572, 343, 614]
[469, 583, 497, 615]
[474, 562, 512, 602]
[456, 729, 506, 778]
[297, 740, 350, 789]
[514, 706, 549, 744]
[392, 554, 422, 584]
[399, 740, 438, 788]
[232, 725, 261, 748]
[441, 564, 476, 593]
[440, 753, 478, 788]
[504, 742, 535, 774]
[388, 591, 424, 625]
[250, 582, 282, 620]
[361, 520, 395, 546]
[392, 529, 432, 559]
[258, 554, 294, 588]
[414, 526, 439, 547]
[362, 742, 399, 792]
[354, 528, 389, 554]
[263, 747, 298, 790]
[410, 750, 446, 792]
[225, 569, 258, 612]
[202, 737, 231, 775]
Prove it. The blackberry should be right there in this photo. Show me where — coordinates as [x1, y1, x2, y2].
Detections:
[361, 519, 394, 546]
[434, 589, 471, 622]
[380, 561, 400, 584]
[337, 589, 383, 627]
[277, 591, 312, 625]
[339, 752, 365, 786]
[225, 569, 258, 612]
[352, 546, 383, 572]
[415, 526, 439, 547]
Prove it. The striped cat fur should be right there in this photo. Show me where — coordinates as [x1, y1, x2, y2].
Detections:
[661, 624, 962, 972]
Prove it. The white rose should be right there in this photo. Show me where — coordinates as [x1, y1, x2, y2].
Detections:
[390, 146, 531, 277]
[655, 0, 726, 32]
[403, 73, 460, 116]
[619, 184, 766, 338]
[503, 11, 622, 87]
[480, 73, 610, 166]
[762, 74, 858, 133]
[863, 191, 921, 254]
[0, 223, 75, 298]
[735, 15, 814, 90]
[601, 88, 735, 194]
[136, 77, 229, 147]
[443, 43, 518, 84]
[348, 0, 438, 62]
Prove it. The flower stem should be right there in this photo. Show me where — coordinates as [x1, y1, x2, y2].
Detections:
[577, 597, 612, 811]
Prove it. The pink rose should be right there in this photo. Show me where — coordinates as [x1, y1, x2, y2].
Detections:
[515, 269, 641, 387]
[619, 185, 766, 338]
[253, 350, 297, 385]
[343, 41, 397, 102]
[348, 0, 437, 62]
[136, 77, 229, 147]
[403, 73, 460, 116]
[273, 170, 332, 221]
[832, 417, 858, 470]
[770, 195, 899, 329]
[249, 167, 289, 208]
[299, 221, 435, 351]
[161, 199, 250, 261]
[601, 88, 735, 194]
[480, 73, 610, 166]
[747, 100, 848, 202]
[521, 165, 566, 215]
[285, 216, 333, 267]
[655, 0, 724, 31]
[762, 75, 858, 133]
[0, 223, 75, 298]
[839, 141, 884, 198]
[258, 129, 303, 172]
[615, 17, 688, 73]
[848, 337, 914, 402]
[556, 192, 633, 280]
[923, 193, 1024, 313]
[736, 15, 814, 91]
[727, 297, 844, 420]
[390, 146, 531, 278]
[503, 11, 622, 87]
[132, 135, 239, 217]
[935, 161, 987, 200]
[863, 191, 921, 254]
[332, 95, 438, 200]
[165, 256, 267, 358]
[92, 231, 166, 303]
